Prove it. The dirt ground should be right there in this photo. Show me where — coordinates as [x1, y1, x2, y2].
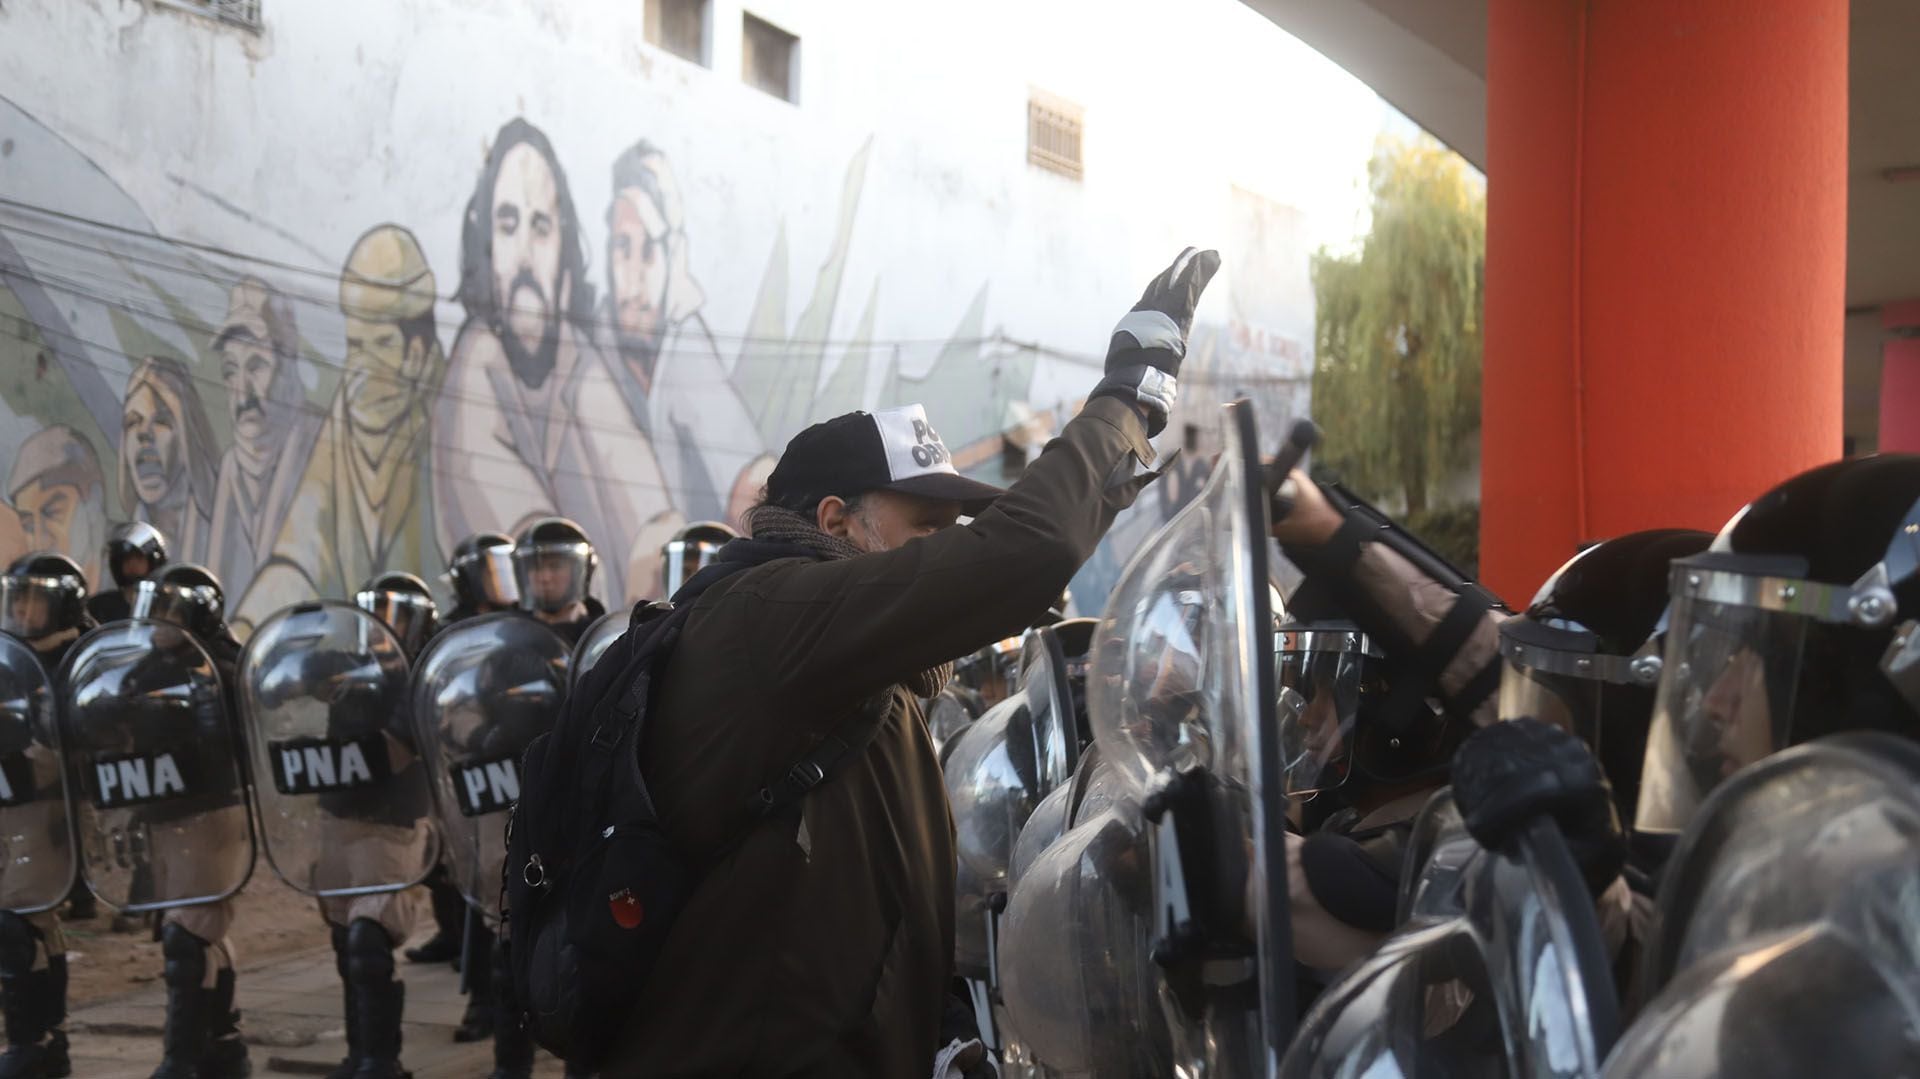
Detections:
[62, 872, 367, 1005]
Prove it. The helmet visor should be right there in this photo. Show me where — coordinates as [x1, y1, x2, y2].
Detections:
[353, 589, 437, 656]
[456, 546, 519, 609]
[130, 579, 214, 632]
[1498, 658, 1606, 747]
[1636, 588, 1808, 834]
[1274, 629, 1375, 796]
[0, 577, 60, 639]
[512, 542, 591, 614]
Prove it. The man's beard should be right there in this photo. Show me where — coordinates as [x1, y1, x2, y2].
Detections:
[613, 316, 665, 381]
[495, 269, 564, 389]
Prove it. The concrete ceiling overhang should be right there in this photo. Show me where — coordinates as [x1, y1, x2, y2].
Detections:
[1239, 0, 1488, 170]
[1247, 0, 1920, 446]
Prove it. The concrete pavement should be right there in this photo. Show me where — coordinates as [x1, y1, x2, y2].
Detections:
[67, 943, 572, 1078]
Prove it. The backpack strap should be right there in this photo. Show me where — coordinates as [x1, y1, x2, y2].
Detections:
[751, 692, 893, 819]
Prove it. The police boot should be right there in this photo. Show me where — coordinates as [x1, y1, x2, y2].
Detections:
[62, 884, 95, 923]
[150, 923, 213, 1079]
[0, 914, 70, 1079]
[198, 967, 249, 1079]
[324, 926, 359, 1079]
[485, 942, 532, 1079]
[403, 869, 463, 967]
[36, 955, 69, 1079]
[345, 920, 409, 1079]
[451, 915, 494, 1044]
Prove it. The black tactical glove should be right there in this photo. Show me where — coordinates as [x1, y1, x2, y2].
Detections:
[1451, 718, 1627, 897]
[1091, 246, 1221, 436]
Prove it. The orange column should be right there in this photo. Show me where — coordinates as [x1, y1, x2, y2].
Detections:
[1481, 0, 1848, 606]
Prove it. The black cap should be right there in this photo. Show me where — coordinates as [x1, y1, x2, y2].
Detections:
[767, 404, 1006, 515]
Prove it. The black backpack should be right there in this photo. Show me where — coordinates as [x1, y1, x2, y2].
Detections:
[502, 542, 888, 1069]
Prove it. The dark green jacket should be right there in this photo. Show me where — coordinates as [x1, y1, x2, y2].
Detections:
[606, 396, 1155, 1078]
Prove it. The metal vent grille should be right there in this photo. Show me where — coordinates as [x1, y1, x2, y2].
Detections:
[1027, 94, 1084, 180]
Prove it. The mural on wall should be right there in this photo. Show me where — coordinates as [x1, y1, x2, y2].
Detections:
[1, 92, 1309, 628]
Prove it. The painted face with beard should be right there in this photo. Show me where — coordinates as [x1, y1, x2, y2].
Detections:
[607, 188, 671, 379]
[122, 379, 186, 506]
[219, 331, 289, 447]
[489, 143, 569, 389]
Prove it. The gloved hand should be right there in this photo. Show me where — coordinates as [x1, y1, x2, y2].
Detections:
[932, 1037, 997, 1079]
[1450, 717, 1627, 897]
[1092, 246, 1222, 436]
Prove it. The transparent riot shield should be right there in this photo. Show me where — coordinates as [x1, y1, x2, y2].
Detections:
[59, 620, 255, 911]
[0, 635, 75, 913]
[945, 629, 1078, 980]
[1281, 791, 1618, 1079]
[1605, 732, 1920, 1078]
[410, 612, 569, 919]
[999, 794, 1175, 1078]
[570, 610, 628, 689]
[1086, 399, 1293, 1075]
[240, 601, 437, 897]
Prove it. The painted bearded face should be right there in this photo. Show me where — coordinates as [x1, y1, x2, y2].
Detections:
[607, 188, 671, 367]
[490, 143, 568, 387]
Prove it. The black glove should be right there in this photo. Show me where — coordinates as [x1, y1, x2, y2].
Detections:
[1091, 246, 1221, 436]
[1451, 718, 1626, 897]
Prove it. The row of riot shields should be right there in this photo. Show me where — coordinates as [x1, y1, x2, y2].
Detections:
[971, 398, 1920, 1078]
[950, 400, 1298, 1078]
[0, 602, 575, 923]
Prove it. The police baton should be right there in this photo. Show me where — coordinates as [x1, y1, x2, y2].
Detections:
[1262, 418, 1321, 523]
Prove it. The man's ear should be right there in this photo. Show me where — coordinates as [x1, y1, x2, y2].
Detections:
[816, 495, 853, 539]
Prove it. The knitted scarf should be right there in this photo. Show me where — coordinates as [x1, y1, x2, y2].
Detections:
[742, 504, 954, 698]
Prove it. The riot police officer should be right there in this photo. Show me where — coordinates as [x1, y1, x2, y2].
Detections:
[1268, 470, 1506, 978]
[0, 554, 92, 1078]
[85, 522, 168, 625]
[282, 572, 443, 1079]
[445, 532, 519, 623]
[1599, 454, 1920, 1077]
[128, 563, 252, 1079]
[660, 521, 736, 599]
[1638, 454, 1920, 830]
[1498, 529, 1713, 835]
[511, 518, 604, 647]
[410, 534, 515, 974]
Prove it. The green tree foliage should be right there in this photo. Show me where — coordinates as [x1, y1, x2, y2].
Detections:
[1311, 135, 1484, 520]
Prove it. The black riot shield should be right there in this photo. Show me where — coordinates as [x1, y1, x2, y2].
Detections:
[1280, 789, 1618, 1079]
[569, 610, 627, 690]
[58, 620, 255, 911]
[410, 612, 569, 920]
[240, 601, 437, 897]
[1082, 399, 1294, 1075]
[1604, 732, 1920, 1079]
[0, 635, 76, 914]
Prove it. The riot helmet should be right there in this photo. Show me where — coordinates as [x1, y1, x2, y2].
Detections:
[951, 635, 1022, 711]
[132, 562, 226, 639]
[354, 571, 441, 657]
[661, 521, 736, 598]
[1274, 586, 1452, 799]
[104, 520, 168, 589]
[1498, 529, 1712, 826]
[1637, 455, 1920, 834]
[1273, 620, 1383, 798]
[448, 531, 519, 611]
[513, 517, 597, 615]
[1, 552, 90, 641]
